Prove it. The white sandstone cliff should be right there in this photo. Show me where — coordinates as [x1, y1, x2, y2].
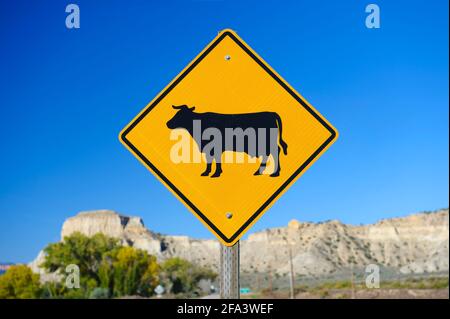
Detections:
[30, 209, 449, 278]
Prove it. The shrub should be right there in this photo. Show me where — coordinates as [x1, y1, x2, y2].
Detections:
[89, 287, 110, 299]
[160, 257, 216, 296]
[42, 233, 159, 298]
[0, 265, 41, 299]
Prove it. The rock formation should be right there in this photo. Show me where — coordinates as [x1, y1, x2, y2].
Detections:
[30, 208, 449, 278]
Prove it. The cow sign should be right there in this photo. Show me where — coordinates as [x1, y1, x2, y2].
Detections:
[119, 29, 338, 246]
[166, 107, 288, 177]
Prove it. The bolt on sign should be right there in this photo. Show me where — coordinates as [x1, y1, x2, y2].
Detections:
[120, 29, 338, 246]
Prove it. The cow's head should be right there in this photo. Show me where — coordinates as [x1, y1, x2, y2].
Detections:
[166, 105, 196, 129]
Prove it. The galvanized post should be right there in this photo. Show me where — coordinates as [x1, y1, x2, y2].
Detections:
[220, 241, 240, 299]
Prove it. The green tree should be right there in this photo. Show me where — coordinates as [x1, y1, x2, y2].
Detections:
[102, 247, 159, 296]
[161, 257, 216, 295]
[40, 281, 88, 299]
[42, 232, 159, 298]
[42, 232, 120, 286]
[0, 265, 41, 299]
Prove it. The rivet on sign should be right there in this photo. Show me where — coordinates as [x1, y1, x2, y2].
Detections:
[225, 55, 231, 61]
[226, 212, 233, 219]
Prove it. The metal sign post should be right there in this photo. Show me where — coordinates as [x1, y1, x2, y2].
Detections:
[119, 29, 338, 299]
[220, 241, 240, 299]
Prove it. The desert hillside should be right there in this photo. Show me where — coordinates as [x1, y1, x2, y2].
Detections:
[30, 209, 449, 278]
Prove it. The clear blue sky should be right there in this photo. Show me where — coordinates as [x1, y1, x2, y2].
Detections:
[0, 0, 448, 263]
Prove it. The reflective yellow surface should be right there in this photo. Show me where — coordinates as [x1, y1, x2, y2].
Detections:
[120, 29, 338, 246]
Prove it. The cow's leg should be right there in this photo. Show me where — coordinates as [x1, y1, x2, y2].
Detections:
[211, 162, 222, 178]
[211, 155, 223, 178]
[201, 154, 212, 176]
[270, 147, 281, 177]
[201, 163, 212, 176]
[254, 155, 268, 175]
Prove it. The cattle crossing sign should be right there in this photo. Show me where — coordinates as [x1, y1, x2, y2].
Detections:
[119, 29, 338, 247]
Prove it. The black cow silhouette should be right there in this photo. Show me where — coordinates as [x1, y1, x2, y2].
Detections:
[166, 105, 288, 178]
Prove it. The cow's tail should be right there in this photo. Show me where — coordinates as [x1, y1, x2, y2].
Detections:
[275, 113, 288, 155]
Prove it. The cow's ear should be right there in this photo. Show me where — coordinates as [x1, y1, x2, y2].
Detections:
[189, 106, 196, 111]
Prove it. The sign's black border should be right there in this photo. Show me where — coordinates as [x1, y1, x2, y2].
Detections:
[120, 31, 337, 244]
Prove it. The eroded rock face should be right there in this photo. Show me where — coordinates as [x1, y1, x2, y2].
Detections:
[61, 210, 162, 254]
[241, 210, 449, 276]
[31, 209, 449, 278]
[28, 250, 61, 283]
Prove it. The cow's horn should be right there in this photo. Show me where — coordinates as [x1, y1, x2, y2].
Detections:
[172, 105, 186, 110]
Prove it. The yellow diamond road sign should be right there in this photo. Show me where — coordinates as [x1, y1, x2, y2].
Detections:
[120, 29, 338, 246]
